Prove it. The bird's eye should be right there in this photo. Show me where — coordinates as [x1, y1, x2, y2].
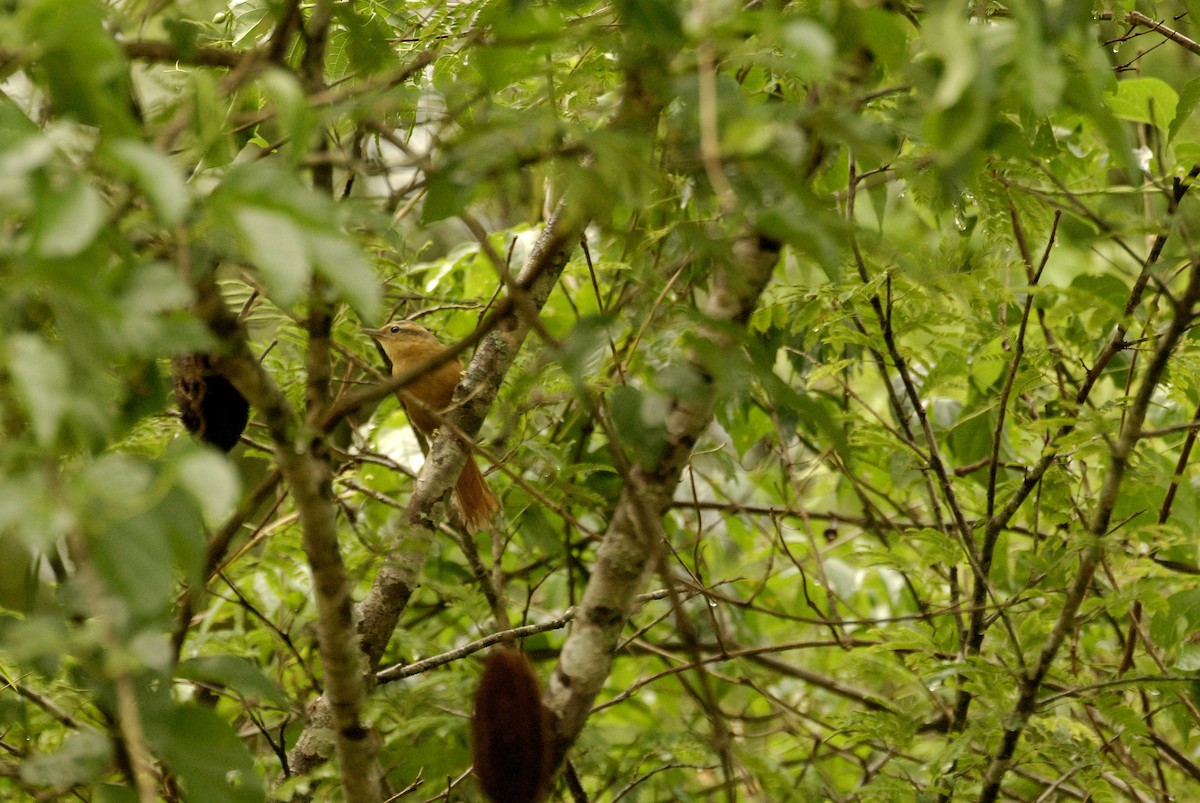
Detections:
[390, 325, 401, 333]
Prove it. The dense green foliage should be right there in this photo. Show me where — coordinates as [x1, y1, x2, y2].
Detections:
[4, 0, 1200, 800]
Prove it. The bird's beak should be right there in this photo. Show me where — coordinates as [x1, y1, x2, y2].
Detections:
[364, 327, 381, 340]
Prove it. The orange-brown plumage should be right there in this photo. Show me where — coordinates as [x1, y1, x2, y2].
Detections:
[368, 321, 500, 532]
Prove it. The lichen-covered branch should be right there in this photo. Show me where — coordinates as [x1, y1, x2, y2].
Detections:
[543, 234, 780, 766]
[357, 198, 583, 659]
[191, 273, 378, 802]
[287, 199, 586, 776]
[289, 31, 679, 780]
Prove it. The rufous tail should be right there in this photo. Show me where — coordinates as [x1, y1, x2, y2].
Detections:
[472, 647, 552, 803]
[456, 453, 500, 533]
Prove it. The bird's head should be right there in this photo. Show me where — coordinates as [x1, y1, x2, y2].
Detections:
[367, 320, 446, 368]
[367, 321, 439, 345]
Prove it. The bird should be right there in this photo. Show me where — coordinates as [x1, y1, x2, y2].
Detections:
[368, 321, 500, 533]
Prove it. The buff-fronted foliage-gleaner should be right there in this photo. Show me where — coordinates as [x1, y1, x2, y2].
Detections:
[368, 321, 500, 533]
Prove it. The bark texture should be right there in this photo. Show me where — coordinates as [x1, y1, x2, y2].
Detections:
[543, 235, 781, 766]
[287, 200, 586, 776]
[191, 273, 378, 801]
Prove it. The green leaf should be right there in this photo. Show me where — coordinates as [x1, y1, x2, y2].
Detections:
[176, 656, 288, 707]
[779, 21, 835, 82]
[723, 401, 775, 460]
[7, 334, 70, 446]
[94, 786, 140, 803]
[652, 364, 708, 404]
[90, 512, 176, 620]
[174, 448, 241, 524]
[0, 106, 52, 201]
[151, 705, 266, 803]
[74, 454, 155, 517]
[556, 315, 617, 400]
[609, 385, 668, 466]
[335, 8, 397, 76]
[513, 501, 561, 555]
[22, 0, 137, 136]
[163, 16, 202, 60]
[924, 10, 977, 110]
[33, 178, 105, 257]
[309, 232, 381, 323]
[0, 614, 66, 675]
[614, 0, 682, 48]
[793, 391, 851, 467]
[74, 456, 183, 619]
[0, 101, 45, 146]
[1169, 75, 1200, 143]
[189, 71, 234, 168]
[1176, 141, 1200, 166]
[20, 730, 113, 787]
[1176, 644, 1200, 672]
[757, 202, 843, 281]
[233, 207, 311, 308]
[422, 169, 471, 224]
[1150, 590, 1200, 648]
[215, 163, 380, 317]
[856, 7, 909, 71]
[257, 69, 311, 162]
[968, 336, 1006, 390]
[0, 535, 40, 613]
[1105, 77, 1179, 133]
[104, 140, 189, 226]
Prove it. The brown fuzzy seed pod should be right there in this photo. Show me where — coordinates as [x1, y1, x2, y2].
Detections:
[472, 647, 553, 803]
[171, 353, 250, 452]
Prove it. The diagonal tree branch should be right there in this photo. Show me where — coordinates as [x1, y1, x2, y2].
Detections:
[191, 269, 378, 802]
[543, 233, 781, 767]
[1097, 11, 1200, 57]
[356, 198, 584, 662]
[286, 197, 587, 777]
[288, 24, 680, 781]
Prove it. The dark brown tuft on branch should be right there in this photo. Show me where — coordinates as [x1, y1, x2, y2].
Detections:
[172, 353, 250, 452]
[472, 647, 553, 803]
